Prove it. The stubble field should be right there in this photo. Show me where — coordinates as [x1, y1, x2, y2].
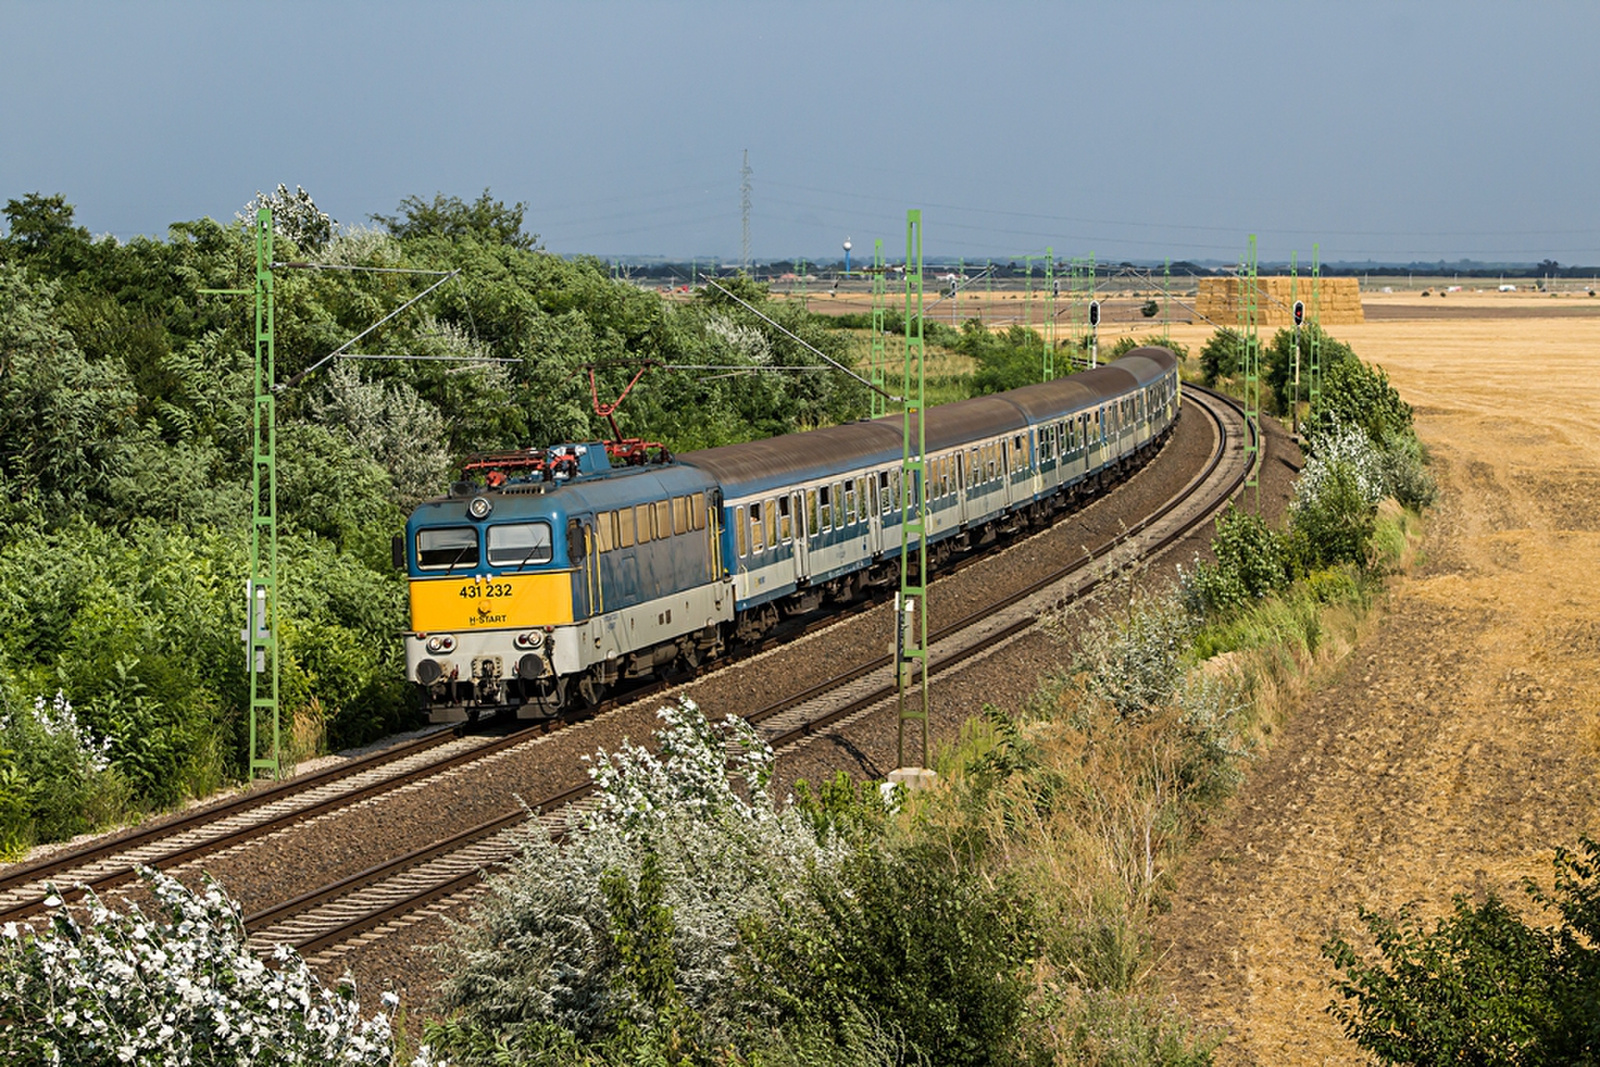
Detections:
[1146, 291, 1600, 1063]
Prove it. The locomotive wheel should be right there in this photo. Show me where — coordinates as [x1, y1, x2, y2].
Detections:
[680, 640, 703, 671]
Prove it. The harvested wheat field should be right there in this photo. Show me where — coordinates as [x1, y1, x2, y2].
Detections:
[1150, 290, 1600, 1064]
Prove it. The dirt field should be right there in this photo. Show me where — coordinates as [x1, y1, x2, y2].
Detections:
[1147, 291, 1600, 1063]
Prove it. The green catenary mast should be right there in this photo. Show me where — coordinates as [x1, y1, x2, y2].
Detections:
[1309, 243, 1323, 407]
[1043, 247, 1056, 381]
[248, 208, 281, 778]
[1241, 235, 1261, 512]
[897, 210, 930, 771]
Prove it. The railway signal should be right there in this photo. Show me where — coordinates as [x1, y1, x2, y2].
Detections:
[1088, 299, 1101, 367]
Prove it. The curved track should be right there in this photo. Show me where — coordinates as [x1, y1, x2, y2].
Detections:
[244, 386, 1251, 963]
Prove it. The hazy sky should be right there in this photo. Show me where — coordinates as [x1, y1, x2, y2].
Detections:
[5, 1, 1598, 265]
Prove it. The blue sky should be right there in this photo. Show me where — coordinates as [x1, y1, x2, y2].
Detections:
[4, 0, 1597, 265]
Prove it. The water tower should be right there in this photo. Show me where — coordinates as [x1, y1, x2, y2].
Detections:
[843, 237, 852, 275]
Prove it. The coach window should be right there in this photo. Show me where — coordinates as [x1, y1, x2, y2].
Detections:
[778, 497, 793, 542]
[595, 512, 616, 553]
[635, 504, 654, 544]
[416, 527, 478, 571]
[672, 496, 689, 535]
[878, 471, 892, 514]
[818, 486, 832, 530]
[617, 508, 636, 549]
[655, 500, 672, 539]
[764, 499, 778, 548]
[692, 492, 707, 530]
[749, 504, 764, 553]
[832, 482, 845, 528]
[807, 489, 819, 534]
[735, 505, 748, 557]
[844, 480, 857, 526]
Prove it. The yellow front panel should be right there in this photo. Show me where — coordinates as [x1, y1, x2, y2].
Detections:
[410, 572, 574, 632]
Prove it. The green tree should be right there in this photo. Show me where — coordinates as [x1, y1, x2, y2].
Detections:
[1, 193, 94, 276]
[1198, 327, 1242, 386]
[373, 189, 537, 251]
[1264, 322, 1355, 413]
[0, 265, 138, 521]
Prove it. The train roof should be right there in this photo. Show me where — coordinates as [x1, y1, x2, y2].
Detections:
[681, 347, 1177, 499]
[680, 393, 1038, 499]
[409, 462, 718, 528]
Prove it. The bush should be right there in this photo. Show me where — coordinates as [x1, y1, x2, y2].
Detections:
[434, 700, 857, 1057]
[1289, 458, 1377, 571]
[1180, 506, 1291, 618]
[1304, 357, 1414, 448]
[0, 869, 434, 1065]
[744, 843, 1036, 1067]
[1107, 334, 1191, 364]
[1198, 328, 1242, 386]
[1323, 838, 1600, 1064]
[1265, 324, 1357, 413]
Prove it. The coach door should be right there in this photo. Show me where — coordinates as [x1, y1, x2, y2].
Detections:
[787, 491, 809, 585]
[567, 518, 595, 620]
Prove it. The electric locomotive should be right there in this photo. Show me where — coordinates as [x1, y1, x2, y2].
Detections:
[401, 346, 1180, 722]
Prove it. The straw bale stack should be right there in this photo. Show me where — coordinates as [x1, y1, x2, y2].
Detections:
[1195, 276, 1364, 326]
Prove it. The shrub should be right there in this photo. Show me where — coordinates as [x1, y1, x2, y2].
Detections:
[1198, 328, 1242, 385]
[1304, 358, 1414, 448]
[1107, 334, 1191, 364]
[0, 869, 434, 1065]
[0, 691, 126, 853]
[1289, 458, 1377, 571]
[1265, 324, 1357, 413]
[1323, 838, 1600, 1064]
[433, 700, 854, 1056]
[1180, 506, 1291, 618]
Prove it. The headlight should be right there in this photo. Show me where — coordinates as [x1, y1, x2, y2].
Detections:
[468, 496, 492, 520]
[426, 635, 457, 654]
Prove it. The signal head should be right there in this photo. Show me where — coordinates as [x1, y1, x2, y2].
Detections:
[1293, 300, 1305, 326]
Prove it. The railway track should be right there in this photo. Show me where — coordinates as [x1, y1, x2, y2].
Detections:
[241, 385, 1251, 965]
[2, 387, 1247, 963]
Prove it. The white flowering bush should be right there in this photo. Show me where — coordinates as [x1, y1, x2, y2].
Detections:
[583, 698, 774, 830]
[0, 868, 443, 1066]
[436, 699, 845, 1054]
[0, 691, 123, 856]
[1296, 420, 1386, 510]
[239, 184, 334, 251]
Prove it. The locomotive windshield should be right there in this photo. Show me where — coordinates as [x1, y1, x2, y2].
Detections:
[487, 521, 554, 568]
[416, 526, 479, 570]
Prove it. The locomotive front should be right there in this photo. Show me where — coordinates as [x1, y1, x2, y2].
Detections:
[402, 484, 578, 720]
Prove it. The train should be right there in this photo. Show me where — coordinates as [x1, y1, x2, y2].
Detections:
[398, 346, 1182, 722]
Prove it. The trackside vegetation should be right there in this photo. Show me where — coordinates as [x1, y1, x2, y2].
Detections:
[0, 188, 865, 857]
